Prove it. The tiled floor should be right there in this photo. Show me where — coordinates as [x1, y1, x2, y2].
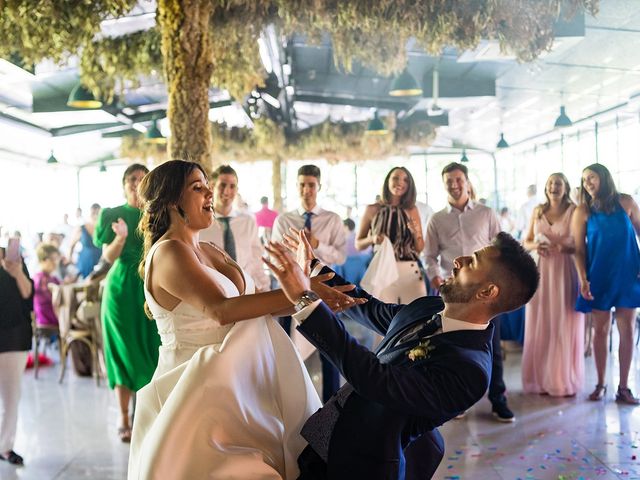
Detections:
[2, 338, 639, 479]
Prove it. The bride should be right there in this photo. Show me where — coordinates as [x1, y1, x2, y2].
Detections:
[128, 160, 360, 479]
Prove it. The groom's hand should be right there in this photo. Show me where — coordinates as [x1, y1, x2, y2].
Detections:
[311, 273, 367, 313]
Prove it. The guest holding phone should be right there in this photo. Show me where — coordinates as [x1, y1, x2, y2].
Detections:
[0, 239, 33, 465]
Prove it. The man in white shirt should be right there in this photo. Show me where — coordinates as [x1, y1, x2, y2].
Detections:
[272, 164, 346, 401]
[516, 184, 539, 239]
[424, 162, 514, 423]
[199, 165, 270, 291]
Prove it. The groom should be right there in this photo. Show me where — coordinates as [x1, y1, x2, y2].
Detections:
[265, 232, 538, 479]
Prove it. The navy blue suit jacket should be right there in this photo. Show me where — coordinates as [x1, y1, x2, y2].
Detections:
[296, 266, 494, 479]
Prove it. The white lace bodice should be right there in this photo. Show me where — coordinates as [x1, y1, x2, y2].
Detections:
[144, 240, 255, 349]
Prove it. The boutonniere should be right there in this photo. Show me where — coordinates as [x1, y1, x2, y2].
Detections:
[407, 339, 436, 361]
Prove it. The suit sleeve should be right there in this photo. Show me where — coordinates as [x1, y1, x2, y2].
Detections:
[297, 302, 491, 420]
[314, 262, 403, 335]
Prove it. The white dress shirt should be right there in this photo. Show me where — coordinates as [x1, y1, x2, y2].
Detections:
[199, 210, 270, 291]
[292, 304, 488, 334]
[424, 200, 501, 280]
[272, 205, 347, 266]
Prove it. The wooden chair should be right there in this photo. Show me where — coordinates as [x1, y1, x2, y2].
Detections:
[32, 313, 61, 379]
[51, 282, 103, 385]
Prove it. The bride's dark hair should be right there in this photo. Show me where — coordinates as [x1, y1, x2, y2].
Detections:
[137, 160, 207, 281]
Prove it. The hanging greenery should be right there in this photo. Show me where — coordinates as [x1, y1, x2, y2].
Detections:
[0, 0, 599, 167]
[80, 28, 163, 103]
[120, 134, 168, 164]
[0, 0, 137, 64]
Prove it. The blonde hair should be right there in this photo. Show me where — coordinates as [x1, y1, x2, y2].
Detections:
[36, 243, 59, 262]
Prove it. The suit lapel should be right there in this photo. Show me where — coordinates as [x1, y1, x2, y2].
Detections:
[375, 296, 444, 356]
[377, 325, 495, 367]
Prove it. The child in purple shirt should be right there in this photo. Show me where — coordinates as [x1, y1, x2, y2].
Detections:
[33, 243, 61, 327]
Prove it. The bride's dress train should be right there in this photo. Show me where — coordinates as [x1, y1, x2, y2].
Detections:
[128, 241, 321, 479]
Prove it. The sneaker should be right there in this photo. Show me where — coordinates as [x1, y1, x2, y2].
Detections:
[615, 387, 640, 405]
[492, 402, 515, 423]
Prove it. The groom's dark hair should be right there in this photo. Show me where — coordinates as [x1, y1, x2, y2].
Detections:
[488, 232, 539, 314]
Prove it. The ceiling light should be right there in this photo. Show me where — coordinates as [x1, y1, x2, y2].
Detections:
[554, 106, 573, 128]
[496, 133, 509, 149]
[460, 150, 469, 163]
[99, 162, 107, 172]
[145, 118, 167, 144]
[47, 150, 58, 164]
[365, 110, 388, 136]
[67, 83, 102, 109]
[389, 69, 422, 97]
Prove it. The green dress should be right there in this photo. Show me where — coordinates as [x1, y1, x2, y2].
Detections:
[94, 204, 161, 391]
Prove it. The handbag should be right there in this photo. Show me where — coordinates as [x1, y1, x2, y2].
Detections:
[360, 237, 399, 297]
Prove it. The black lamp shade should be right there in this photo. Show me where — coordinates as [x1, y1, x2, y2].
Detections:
[554, 106, 572, 128]
[67, 83, 102, 109]
[460, 150, 469, 163]
[47, 151, 58, 164]
[365, 111, 389, 136]
[389, 69, 423, 97]
[99, 162, 107, 172]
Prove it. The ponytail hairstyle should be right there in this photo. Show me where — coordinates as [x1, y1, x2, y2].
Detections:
[137, 160, 208, 283]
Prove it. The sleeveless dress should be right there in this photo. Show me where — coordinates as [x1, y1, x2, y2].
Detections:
[77, 225, 101, 278]
[522, 205, 584, 396]
[575, 203, 640, 312]
[128, 241, 322, 480]
[370, 205, 426, 303]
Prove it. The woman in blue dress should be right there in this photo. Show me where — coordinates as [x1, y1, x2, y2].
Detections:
[68, 203, 102, 278]
[572, 163, 640, 404]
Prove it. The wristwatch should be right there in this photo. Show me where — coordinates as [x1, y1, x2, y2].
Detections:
[294, 290, 320, 312]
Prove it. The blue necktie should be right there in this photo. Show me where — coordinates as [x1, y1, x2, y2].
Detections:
[218, 217, 237, 261]
[303, 211, 313, 232]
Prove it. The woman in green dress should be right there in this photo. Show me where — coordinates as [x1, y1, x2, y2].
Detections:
[94, 163, 161, 443]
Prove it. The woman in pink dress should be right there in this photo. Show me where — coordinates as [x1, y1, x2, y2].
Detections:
[522, 173, 584, 396]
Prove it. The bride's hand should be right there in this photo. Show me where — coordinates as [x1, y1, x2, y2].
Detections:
[282, 228, 314, 273]
[263, 242, 311, 304]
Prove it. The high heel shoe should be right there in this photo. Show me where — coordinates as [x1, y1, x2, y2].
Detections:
[615, 387, 640, 405]
[588, 384, 606, 401]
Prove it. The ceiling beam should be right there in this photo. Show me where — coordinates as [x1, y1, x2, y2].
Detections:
[50, 122, 123, 136]
[293, 93, 412, 111]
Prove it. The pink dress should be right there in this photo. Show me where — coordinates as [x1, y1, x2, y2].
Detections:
[522, 205, 584, 396]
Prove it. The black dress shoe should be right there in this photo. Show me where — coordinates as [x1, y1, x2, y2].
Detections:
[0, 450, 24, 465]
[491, 402, 515, 423]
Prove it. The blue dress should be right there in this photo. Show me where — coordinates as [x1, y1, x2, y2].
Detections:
[77, 225, 102, 278]
[576, 203, 640, 312]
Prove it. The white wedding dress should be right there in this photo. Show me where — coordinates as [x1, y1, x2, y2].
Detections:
[128, 241, 321, 479]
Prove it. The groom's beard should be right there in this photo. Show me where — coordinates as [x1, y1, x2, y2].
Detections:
[440, 280, 480, 303]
